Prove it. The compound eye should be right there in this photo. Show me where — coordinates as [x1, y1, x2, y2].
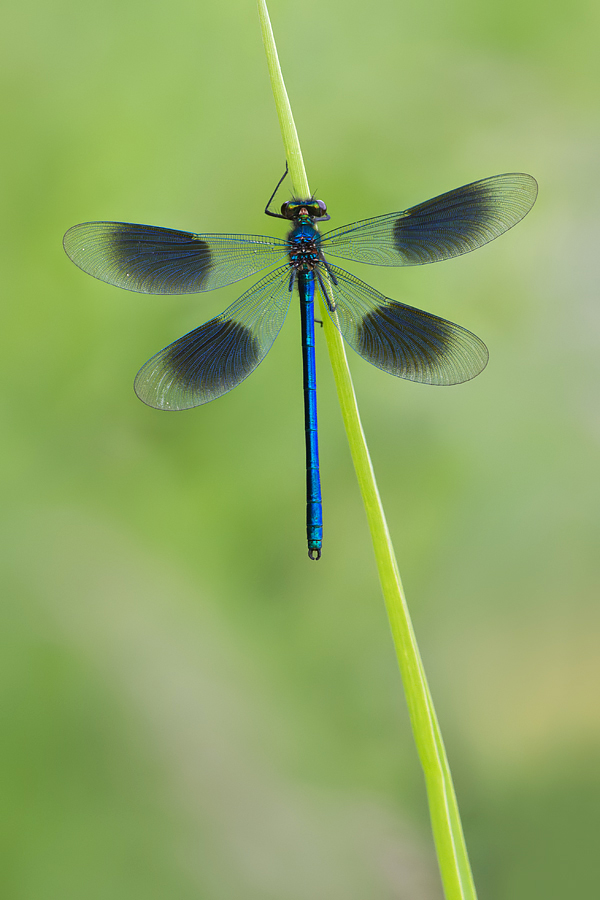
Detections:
[280, 201, 293, 218]
[303, 202, 326, 218]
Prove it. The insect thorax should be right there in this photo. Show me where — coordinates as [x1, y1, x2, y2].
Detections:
[288, 222, 321, 273]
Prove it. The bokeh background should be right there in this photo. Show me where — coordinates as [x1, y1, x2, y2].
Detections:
[1, 0, 599, 897]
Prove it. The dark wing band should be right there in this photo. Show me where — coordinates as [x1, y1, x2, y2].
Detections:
[320, 174, 537, 266]
[317, 266, 488, 385]
[63, 222, 288, 294]
[134, 265, 292, 409]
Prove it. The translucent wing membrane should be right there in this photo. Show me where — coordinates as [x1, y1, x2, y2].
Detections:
[317, 266, 488, 385]
[134, 265, 292, 409]
[320, 174, 537, 267]
[63, 222, 288, 294]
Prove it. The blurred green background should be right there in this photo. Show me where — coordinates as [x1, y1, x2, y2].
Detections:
[1, 0, 599, 897]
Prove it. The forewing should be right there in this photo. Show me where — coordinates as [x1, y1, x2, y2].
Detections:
[63, 222, 288, 293]
[320, 174, 537, 266]
[317, 266, 488, 385]
[134, 265, 292, 409]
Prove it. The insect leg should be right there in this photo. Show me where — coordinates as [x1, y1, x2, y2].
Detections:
[265, 162, 290, 219]
[317, 270, 337, 312]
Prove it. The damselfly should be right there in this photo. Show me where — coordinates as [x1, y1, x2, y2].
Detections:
[63, 168, 537, 559]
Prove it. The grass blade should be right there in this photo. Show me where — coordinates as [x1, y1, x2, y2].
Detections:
[257, 3, 478, 896]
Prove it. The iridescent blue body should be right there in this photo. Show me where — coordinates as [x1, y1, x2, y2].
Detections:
[63, 169, 537, 559]
[287, 214, 325, 558]
[299, 271, 322, 558]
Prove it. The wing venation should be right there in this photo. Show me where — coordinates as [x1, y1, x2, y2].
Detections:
[134, 265, 292, 409]
[320, 174, 537, 266]
[317, 265, 488, 385]
[63, 222, 288, 294]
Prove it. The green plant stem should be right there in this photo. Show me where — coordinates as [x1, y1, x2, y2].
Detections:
[257, 3, 478, 898]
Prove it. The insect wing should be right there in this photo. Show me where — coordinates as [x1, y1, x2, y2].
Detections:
[317, 266, 488, 385]
[134, 265, 292, 409]
[320, 174, 537, 266]
[63, 222, 288, 294]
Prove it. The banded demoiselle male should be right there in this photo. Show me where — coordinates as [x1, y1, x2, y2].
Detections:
[64, 169, 537, 559]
